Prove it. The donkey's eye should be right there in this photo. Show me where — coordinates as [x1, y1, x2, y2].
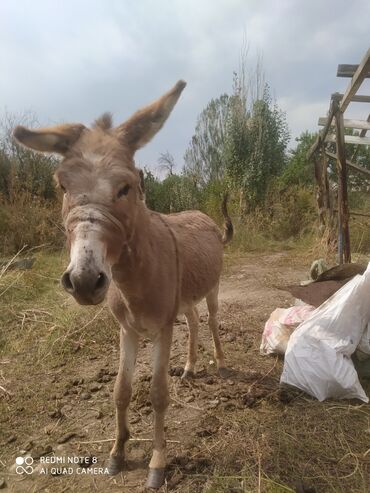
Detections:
[117, 185, 130, 198]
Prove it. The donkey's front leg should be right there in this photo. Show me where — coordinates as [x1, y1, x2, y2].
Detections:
[146, 326, 173, 489]
[108, 327, 139, 475]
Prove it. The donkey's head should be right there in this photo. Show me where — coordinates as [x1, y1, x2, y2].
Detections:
[14, 80, 186, 305]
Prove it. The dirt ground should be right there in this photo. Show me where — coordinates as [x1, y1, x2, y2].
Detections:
[1, 251, 369, 492]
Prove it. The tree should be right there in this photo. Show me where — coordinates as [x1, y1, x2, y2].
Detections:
[280, 131, 317, 187]
[224, 79, 290, 209]
[183, 94, 231, 186]
[0, 112, 58, 202]
[157, 151, 175, 177]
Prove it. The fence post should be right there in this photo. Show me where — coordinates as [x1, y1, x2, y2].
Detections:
[332, 94, 351, 263]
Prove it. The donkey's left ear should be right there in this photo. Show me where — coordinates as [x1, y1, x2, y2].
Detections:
[13, 123, 86, 155]
[116, 80, 186, 152]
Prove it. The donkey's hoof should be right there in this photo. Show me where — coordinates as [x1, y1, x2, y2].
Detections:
[218, 367, 233, 379]
[107, 456, 124, 476]
[181, 369, 195, 380]
[146, 468, 165, 489]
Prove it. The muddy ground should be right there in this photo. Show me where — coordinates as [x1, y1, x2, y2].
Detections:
[1, 252, 369, 492]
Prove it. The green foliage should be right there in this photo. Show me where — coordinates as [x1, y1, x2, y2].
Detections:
[143, 168, 200, 213]
[183, 71, 290, 212]
[225, 82, 290, 208]
[0, 113, 58, 202]
[183, 94, 230, 186]
[280, 131, 317, 187]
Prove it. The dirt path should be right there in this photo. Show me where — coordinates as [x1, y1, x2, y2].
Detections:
[1, 252, 369, 493]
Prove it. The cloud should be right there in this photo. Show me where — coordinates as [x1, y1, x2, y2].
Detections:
[0, 0, 369, 169]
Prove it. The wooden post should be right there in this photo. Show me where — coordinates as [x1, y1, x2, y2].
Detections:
[332, 94, 351, 263]
[314, 151, 326, 231]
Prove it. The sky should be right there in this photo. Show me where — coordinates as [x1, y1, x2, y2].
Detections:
[1, 0, 369, 174]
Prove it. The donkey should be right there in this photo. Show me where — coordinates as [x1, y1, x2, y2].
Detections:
[13, 80, 233, 488]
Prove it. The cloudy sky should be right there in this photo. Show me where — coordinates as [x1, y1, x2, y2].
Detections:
[1, 0, 369, 172]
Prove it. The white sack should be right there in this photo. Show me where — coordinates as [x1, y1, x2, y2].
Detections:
[281, 262, 370, 402]
[356, 322, 370, 360]
[260, 305, 315, 355]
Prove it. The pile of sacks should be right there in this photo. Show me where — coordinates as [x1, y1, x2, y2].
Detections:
[261, 262, 370, 402]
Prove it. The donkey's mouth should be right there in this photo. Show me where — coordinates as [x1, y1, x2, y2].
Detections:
[71, 291, 107, 306]
[61, 270, 109, 305]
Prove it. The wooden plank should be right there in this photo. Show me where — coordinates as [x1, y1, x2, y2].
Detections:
[325, 151, 370, 178]
[307, 97, 336, 159]
[340, 48, 370, 112]
[318, 117, 370, 130]
[337, 64, 370, 78]
[335, 94, 370, 103]
[334, 105, 351, 263]
[351, 113, 370, 161]
[325, 134, 370, 145]
[359, 113, 370, 137]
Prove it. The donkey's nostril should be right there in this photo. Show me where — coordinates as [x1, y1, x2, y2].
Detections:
[95, 272, 107, 292]
[61, 272, 74, 292]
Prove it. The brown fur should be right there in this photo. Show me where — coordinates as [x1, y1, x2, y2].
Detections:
[13, 80, 233, 487]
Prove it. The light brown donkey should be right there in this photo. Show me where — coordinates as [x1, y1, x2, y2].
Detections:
[13, 81, 233, 489]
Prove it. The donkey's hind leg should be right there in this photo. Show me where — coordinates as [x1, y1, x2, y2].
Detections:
[206, 284, 229, 378]
[182, 305, 199, 379]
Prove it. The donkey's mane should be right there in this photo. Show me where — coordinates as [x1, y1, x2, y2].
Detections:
[93, 112, 113, 131]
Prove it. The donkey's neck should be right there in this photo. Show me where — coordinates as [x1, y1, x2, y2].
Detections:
[111, 203, 164, 292]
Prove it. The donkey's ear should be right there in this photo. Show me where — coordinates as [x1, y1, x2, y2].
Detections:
[117, 80, 186, 152]
[13, 123, 86, 154]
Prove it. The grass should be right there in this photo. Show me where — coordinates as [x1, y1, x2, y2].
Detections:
[0, 248, 119, 370]
[1, 247, 370, 492]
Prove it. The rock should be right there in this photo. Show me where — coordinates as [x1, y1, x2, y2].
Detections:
[57, 432, 77, 444]
[61, 405, 72, 413]
[48, 409, 63, 419]
[100, 375, 112, 383]
[225, 334, 236, 342]
[130, 415, 140, 424]
[95, 410, 103, 419]
[169, 366, 184, 377]
[167, 471, 183, 489]
[208, 398, 220, 409]
[222, 400, 237, 411]
[23, 441, 33, 451]
[80, 392, 92, 400]
[6, 435, 16, 444]
[55, 444, 67, 453]
[185, 395, 195, 403]
[0, 478, 6, 489]
[89, 383, 102, 393]
[32, 445, 53, 459]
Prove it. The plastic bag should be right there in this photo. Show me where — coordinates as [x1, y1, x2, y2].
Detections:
[356, 322, 370, 361]
[260, 305, 315, 355]
[281, 262, 370, 402]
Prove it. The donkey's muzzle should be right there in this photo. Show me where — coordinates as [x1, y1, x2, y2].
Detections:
[61, 270, 109, 305]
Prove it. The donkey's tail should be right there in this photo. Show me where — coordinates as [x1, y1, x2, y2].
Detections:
[221, 192, 233, 245]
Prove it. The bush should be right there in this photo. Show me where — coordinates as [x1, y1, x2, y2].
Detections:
[0, 192, 63, 256]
